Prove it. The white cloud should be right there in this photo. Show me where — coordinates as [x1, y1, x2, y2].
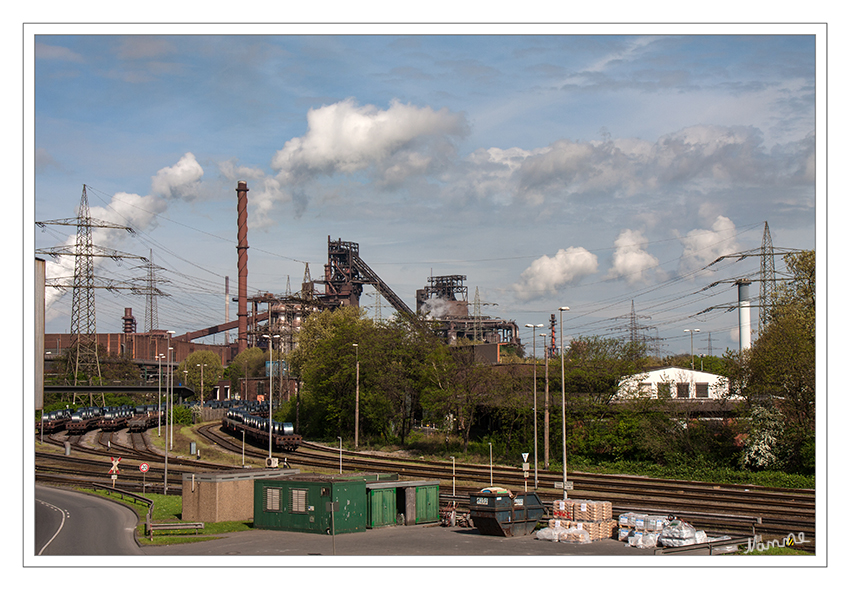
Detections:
[35, 42, 84, 62]
[607, 229, 663, 285]
[151, 152, 204, 200]
[512, 247, 599, 301]
[677, 215, 741, 275]
[271, 98, 468, 184]
[510, 124, 805, 206]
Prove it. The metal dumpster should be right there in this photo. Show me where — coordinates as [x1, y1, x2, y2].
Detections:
[469, 490, 545, 537]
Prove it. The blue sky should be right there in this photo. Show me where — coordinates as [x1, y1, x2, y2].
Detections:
[29, 26, 822, 357]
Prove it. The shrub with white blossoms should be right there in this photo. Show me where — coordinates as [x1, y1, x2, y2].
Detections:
[741, 405, 785, 470]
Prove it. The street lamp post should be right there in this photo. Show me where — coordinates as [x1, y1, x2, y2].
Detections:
[167, 330, 175, 450]
[558, 306, 570, 500]
[524, 323, 543, 489]
[263, 334, 280, 461]
[539, 333, 550, 469]
[163, 330, 175, 493]
[450, 456, 456, 496]
[196, 363, 207, 408]
[157, 353, 164, 436]
[489, 442, 493, 486]
[353, 343, 359, 449]
[684, 329, 700, 370]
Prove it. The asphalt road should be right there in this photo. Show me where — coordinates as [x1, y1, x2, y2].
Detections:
[34, 485, 143, 556]
[139, 523, 657, 558]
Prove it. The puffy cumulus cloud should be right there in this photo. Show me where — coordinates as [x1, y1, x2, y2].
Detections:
[677, 215, 741, 276]
[607, 229, 664, 285]
[271, 98, 469, 185]
[512, 247, 598, 301]
[151, 152, 204, 201]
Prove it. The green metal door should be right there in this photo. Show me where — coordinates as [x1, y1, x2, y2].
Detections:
[415, 485, 439, 524]
[368, 487, 396, 528]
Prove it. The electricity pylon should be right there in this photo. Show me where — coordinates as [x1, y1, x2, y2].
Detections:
[36, 185, 146, 392]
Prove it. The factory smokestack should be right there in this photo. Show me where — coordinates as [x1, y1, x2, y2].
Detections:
[737, 279, 752, 351]
[236, 181, 249, 354]
[224, 276, 230, 346]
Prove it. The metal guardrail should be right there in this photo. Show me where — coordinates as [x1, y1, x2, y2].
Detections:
[654, 536, 752, 555]
[147, 521, 205, 540]
[91, 483, 156, 539]
[92, 483, 205, 541]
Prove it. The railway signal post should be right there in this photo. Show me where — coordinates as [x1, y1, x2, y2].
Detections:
[109, 456, 121, 488]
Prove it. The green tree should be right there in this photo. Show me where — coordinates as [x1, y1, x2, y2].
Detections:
[177, 350, 223, 403]
[726, 250, 815, 473]
[288, 306, 369, 439]
[423, 345, 515, 452]
[224, 347, 267, 398]
[359, 316, 434, 444]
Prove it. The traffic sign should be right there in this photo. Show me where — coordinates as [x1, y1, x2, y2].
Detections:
[108, 456, 122, 475]
[139, 463, 150, 473]
[554, 481, 574, 490]
[522, 453, 529, 462]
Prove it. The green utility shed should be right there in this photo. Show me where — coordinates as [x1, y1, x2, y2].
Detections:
[254, 475, 367, 534]
[254, 474, 441, 533]
[364, 479, 440, 527]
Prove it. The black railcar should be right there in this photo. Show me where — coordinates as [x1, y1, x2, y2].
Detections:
[221, 408, 301, 452]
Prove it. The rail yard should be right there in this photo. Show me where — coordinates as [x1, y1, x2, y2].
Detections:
[34, 407, 815, 555]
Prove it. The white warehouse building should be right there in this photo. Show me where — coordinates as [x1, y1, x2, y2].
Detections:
[617, 367, 738, 400]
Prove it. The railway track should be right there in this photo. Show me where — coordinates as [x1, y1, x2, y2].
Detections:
[198, 429, 816, 548]
[37, 423, 817, 551]
[37, 427, 234, 492]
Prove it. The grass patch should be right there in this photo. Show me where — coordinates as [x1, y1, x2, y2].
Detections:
[87, 487, 253, 545]
[564, 458, 814, 490]
[372, 430, 815, 490]
[734, 546, 812, 556]
[147, 421, 268, 468]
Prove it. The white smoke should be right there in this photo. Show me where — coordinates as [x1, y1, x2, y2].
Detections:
[43, 153, 199, 319]
[271, 98, 468, 184]
[151, 152, 204, 200]
[512, 247, 599, 301]
[218, 161, 291, 229]
[419, 297, 456, 320]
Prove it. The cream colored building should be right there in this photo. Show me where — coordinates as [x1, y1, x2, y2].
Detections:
[617, 367, 736, 400]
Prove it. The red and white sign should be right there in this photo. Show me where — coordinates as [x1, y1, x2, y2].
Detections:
[139, 462, 150, 473]
[109, 456, 122, 475]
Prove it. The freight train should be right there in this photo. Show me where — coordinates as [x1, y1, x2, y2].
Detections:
[37, 409, 72, 434]
[98, 406, 134, 431]
[65, 406, 103, 435]
[220, 407, 302, 452]
[127, 405, 162, 432]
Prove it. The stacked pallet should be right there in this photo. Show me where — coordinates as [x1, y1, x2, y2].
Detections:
[547, 499, 616, 542]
